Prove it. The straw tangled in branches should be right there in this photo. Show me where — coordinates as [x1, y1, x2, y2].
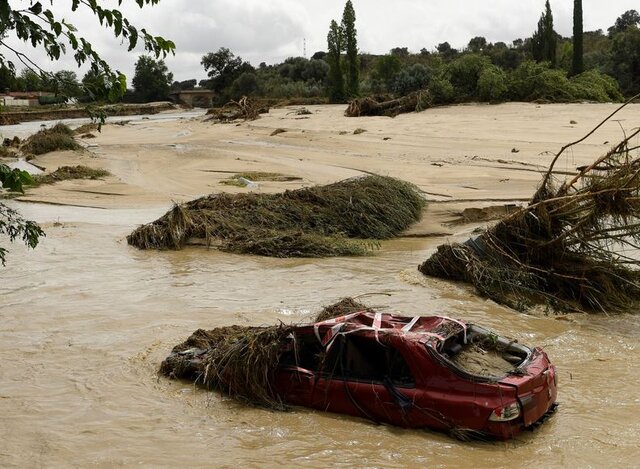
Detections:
[127, 175, 425, 257]
[345, 91, 432, 118]
[420, 97, 640, 313]
[159, 298, 370, 409]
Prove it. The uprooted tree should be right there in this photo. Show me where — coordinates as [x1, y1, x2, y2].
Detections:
[420, 96, 640, 314]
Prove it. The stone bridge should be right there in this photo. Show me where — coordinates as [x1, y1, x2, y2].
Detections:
[169, 89, 216, 108]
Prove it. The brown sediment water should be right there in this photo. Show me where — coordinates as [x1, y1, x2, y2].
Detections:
[1, 104, 639, 467]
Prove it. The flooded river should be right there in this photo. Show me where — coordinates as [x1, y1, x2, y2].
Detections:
[2, 202, 639, 468]
[1, 105, 639, 467]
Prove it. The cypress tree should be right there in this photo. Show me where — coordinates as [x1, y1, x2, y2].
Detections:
[341, 0, 359, 97]
[327, 19, 345, 102]
[531, 1, 557, 67]
[571, 0, 584, 76]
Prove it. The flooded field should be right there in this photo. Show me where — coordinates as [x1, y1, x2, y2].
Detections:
[1, 103, 639, 467]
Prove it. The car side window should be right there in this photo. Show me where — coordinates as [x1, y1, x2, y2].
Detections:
[322, 335, 415, 387]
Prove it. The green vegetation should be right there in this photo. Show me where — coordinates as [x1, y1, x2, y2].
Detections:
[21, 124, 81, 156]
[5, 3, 638, 107]
[127, 175, 425, 258]
[33, 166, 110, 186]
[0, 1, 174, 103]
[0, 1, 172, 268]
[572, 0, 584, 76]
[0, 165, 44, 265]
[131, 56, 173, 102]
[342, 0, 359, 97]
[531, 1, 557, 67]
[327, 20, 346, 102]
[220, 172, 302, 186]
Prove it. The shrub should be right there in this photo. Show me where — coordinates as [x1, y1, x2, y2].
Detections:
[391, 63, 433, 96]
[21, 123, 80, 155]
[507, 61, 574, 101]
[444, 54, 492, 99]
[570, 70, 624, 102]
[507, 61, 623, 102]
[477, 65, 508, 101]
[429, 75, 455, 104]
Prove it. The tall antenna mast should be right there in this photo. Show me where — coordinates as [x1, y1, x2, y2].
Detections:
[303, 38, 307, 58]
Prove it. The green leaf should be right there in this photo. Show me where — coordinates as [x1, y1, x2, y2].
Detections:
[29, 2, 43, 15]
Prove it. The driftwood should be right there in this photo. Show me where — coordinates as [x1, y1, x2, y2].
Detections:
[420, 94, 640, 314]
[345, 91, 431, 118]
[206, 96, 262, 122]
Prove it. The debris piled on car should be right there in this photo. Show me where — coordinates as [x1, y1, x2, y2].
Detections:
[420, 98, 640, 313]
[160, 297, 369, 409]
[345, 91, 431, 118]
[314, 297, 375, 322]
[161, 323, 294, 409]
[127, 175, 425, 257]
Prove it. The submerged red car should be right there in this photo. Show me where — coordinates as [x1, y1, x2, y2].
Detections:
[165, 312, 558, 440]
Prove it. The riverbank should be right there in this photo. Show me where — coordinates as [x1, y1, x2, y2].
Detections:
[0, 101, 178, 125]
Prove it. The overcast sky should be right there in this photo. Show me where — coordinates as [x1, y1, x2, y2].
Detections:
[4, 0, 639, 83]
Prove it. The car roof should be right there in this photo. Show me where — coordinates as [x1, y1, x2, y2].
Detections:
[295, 311, 467, 347]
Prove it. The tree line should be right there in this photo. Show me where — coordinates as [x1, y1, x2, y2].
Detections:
[1, 2, 639, 107]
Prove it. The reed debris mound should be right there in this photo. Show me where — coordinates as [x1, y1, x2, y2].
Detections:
[127, 175, 425, 257]
[159, 298, 370, 409]
[33, 165, 110, 185]
[21, 123, 81, 156]
[345, 91, 432, 118]
[314, 297, 374, 322]
[420, 128, 640, 313]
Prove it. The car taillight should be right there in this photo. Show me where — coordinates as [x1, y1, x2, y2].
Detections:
[544, 367, 557, 387]
[488, 402, 521, 422]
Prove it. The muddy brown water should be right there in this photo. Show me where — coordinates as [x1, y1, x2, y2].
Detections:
[1, 201, 639, 468]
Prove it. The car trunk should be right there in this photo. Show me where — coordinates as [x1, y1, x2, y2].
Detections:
[436, 324, 557, 427]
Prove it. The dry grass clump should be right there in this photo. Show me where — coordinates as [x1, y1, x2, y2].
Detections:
[34, 165, 110, 185]
[314, 297, 373, 322]
[128, 175, 425, 257]
[160, 324, 293, 409]
[73, 123, 98, 134]
[159, 298, 370, 409]
[21, 123, 81, 155]
[220, 172, 302, 186]
[420, 105, 640, 313]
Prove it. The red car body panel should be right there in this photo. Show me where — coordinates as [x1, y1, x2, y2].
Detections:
[273, 312, 558, 440]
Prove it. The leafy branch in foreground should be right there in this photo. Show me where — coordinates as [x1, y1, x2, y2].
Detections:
[0, 0, 175, 101]
[0, 163, 45, 265]
[0, 201, 45, 265]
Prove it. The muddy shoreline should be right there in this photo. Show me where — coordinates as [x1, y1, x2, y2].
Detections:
[0, 101, 177, 125]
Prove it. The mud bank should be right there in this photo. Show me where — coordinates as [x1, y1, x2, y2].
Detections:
[0, 102, 177, 125]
